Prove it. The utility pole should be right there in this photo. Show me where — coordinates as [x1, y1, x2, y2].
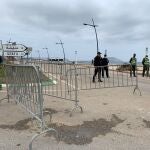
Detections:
[56, 40, 66, 63]
[146, 47, 148, 55]
[105, 49, 107, 56]
[43, 47, 49, 60]
[75, 50, 77, 64]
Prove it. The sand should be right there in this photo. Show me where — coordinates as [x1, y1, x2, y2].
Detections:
[0, 75, 150, 150]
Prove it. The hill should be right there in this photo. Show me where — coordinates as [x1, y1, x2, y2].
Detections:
[108, 57, 125, 64]
[75, 57, 125, 65]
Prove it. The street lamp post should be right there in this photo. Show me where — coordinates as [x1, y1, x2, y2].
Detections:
[75, 50, 77, 64]
[56, 40, 66, 63]
[43, 47, 49, 60]
[83, 18, 99, 53]
[37, 50, 41, 61]
[105, 49, 107, 55]
[146, 47, 148, 55]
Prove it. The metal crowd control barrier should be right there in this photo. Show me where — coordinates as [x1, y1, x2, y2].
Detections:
[4, 64, 56, 150]
[0, 64, 8, 102]
[27, 61, 141, 114]
[28, 60, 83, 116]
[66, 64, 141, 95]
[0, 64, 5, 87]
[3, 62, 142, 149]
[5, 64, 45, 128]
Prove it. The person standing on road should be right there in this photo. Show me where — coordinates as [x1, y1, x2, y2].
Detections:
[0, 55, 3, 64]
[142, 55, 149, 77]
[129, 53, 137, 77]
[102, 54, 109, 78]
[92, 52, 103, 82]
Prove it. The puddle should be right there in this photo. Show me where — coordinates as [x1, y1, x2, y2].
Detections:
[0, 118, 32, 130]
[43, 108, 58, 114]
[0, 112, 124, 145]
[0, 107, 58, 130]
[103, 103, 108, 105]
[47, 114, 124, 145]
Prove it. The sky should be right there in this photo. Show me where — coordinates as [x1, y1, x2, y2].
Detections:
[0, 0, 150, 61]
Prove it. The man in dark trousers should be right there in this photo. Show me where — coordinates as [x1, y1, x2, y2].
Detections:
[142, 55, 149, 77]
[102, 54, 109, 78]
[0, 55, 3, 64]
[129, 53, 137, 77]
[92, 52, 103, 82]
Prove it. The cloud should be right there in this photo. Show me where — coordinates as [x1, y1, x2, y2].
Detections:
[4, 0, 102, 34]
[98, 0, 150, 42]
[0, 0, 150, 61]
[1, 0, 150, 42]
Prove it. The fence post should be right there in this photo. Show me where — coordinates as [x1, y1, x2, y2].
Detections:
[133, 69, 142, 96]
[0, 64, 10, 102]
[32, 65, 45, 130]
[70, 64, 83, 117]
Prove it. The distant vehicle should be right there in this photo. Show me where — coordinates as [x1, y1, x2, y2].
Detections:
[49, 58, 64, 62]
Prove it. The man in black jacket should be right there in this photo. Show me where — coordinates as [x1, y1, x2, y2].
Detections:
[129, 53, 137, 77]
[0, 55, 3, 64]
[102, 54, 109, 78]
[142, 55, 149, 77]
[92, 52, 103, 82]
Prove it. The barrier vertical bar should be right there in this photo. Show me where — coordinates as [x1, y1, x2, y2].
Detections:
[70, 64, 83, 117]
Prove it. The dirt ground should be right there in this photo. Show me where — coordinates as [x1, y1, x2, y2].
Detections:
[0, 76, 150, 150]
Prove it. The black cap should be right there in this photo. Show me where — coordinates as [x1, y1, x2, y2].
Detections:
[97, 52, 102, 55]
[146, 55, 148, 57]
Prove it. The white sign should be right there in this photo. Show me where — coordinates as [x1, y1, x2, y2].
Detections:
[2, 44, 27, 52]
[4, 51, 26, 56]
[2, 43, 32, 57]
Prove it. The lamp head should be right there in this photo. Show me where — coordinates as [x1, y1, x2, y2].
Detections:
[83, 23, 87, 25]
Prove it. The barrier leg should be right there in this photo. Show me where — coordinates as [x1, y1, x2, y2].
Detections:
[133, 86, 142, 96]
[70, 67, 83, 117]
[133, 74, 142, 96]
[70, 100, 83, 117]
[29, 128, 57, 150]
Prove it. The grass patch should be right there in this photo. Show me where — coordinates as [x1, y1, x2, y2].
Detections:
[0, 65, 56, 85]
[0, 64, 5, 84]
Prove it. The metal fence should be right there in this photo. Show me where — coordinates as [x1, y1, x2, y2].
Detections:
[4, 64, 57, 150]
[4, 62, 142, 120]
[68, 65, 139, 90]
[28, 61, 77, 99]
[2, 62, 142, 149]
[29, 61, 138, 89]
[27, 61, 141, 112]
[0, 64, 7, 102]
[28, 60, 83, 116]
[5, 64, 45, 129]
